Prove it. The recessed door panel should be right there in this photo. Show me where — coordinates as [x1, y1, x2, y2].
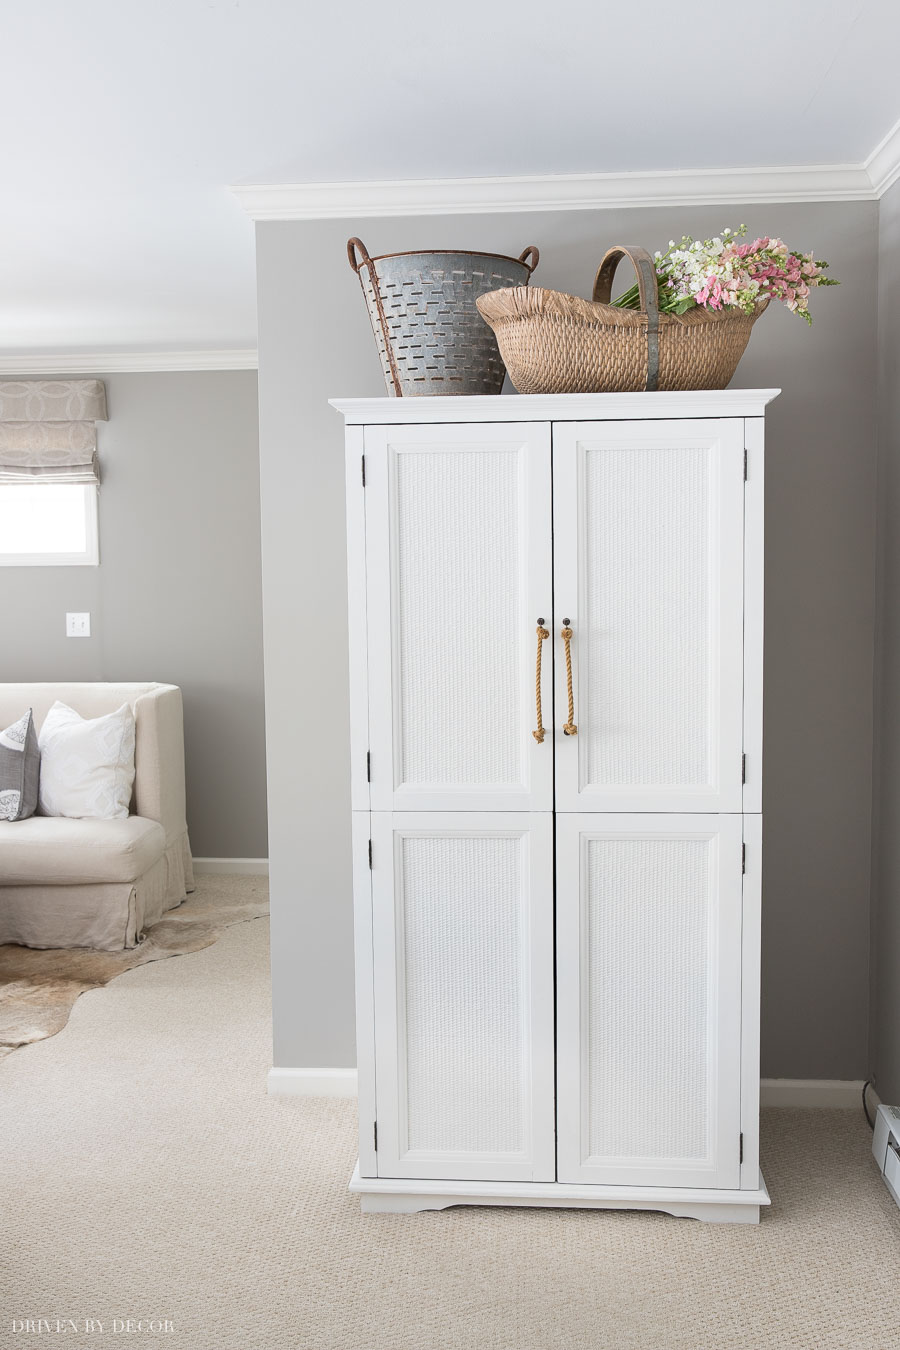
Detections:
[371, 812, 555, 1182]
[365, 424, 552, 811]
[553, 420, 744, 812]
[556, 813, 743, 1188]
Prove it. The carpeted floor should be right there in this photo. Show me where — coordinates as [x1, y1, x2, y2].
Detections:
[1, 877, 899, 1350]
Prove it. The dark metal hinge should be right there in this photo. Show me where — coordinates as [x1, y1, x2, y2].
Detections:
[366, 750, 371, 782]
[361, 454, 366, 486]
[740, 1132, 744, 1164]
[742, 753, 746, 784]
[373, 1121, 378, 1151]
[744, 449, 748, 480]
[368, 838, 373, 870]
[742, 843, 746, 874]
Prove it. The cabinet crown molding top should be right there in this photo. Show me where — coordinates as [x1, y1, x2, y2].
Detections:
[330, 389, 781, 424]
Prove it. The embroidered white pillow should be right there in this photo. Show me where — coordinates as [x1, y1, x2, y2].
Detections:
[38, 701, 136, 820]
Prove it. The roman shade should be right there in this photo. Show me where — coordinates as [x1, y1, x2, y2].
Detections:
[0, 379, 108, 485]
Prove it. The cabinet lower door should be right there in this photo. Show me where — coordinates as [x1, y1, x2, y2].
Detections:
[556, 814, 743, 1188]
[371, 812, 555, 1182]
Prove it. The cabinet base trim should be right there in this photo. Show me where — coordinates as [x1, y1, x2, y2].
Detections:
[349, 1163, 770, 1225]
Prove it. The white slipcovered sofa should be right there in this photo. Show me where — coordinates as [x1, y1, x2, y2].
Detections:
[0, 683, 194, 951]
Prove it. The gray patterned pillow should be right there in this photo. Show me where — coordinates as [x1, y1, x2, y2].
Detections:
[0, 709, 40, 821]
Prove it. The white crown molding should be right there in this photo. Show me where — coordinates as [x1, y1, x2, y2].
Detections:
[234, 116, 900, 221]
[0, 349, 258, 375]
[866, 114, 900, 198]
[233, 162, 876, 222]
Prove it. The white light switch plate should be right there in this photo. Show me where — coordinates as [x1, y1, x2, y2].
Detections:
[66, 612, 91, 638]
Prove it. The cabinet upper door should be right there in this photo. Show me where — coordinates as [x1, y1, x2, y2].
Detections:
[363, 422, 553, 812]
[553, 419, 745, 813]
[555, 813, 743, 1189]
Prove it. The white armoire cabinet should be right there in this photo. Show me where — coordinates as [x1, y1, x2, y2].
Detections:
[332, 390, 777, 1224]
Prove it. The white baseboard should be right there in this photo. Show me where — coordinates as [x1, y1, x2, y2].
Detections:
[267, 1067, 358, 1098]
[267, 1070, 867, 1107]
[193, 857, 269, 876]
[760, 1078, 866, 1108]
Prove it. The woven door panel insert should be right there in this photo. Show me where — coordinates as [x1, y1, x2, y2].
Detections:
[400, 833, 527, 1155]
[583, 445, 711, 790]
[395, 448, 522, 789]
[586, 836, 711, 1162]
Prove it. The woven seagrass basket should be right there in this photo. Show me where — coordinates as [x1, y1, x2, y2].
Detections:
[475, 244, 769, 394]
[348, 237, 539, 397]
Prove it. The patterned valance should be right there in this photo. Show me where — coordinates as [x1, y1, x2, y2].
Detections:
[0, 380, 108, 485]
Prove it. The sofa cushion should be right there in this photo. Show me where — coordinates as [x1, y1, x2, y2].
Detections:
[0, 815, 166, 885]
[0, 709, 40, 822]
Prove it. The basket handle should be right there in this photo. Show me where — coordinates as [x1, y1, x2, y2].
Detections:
[592, 244, 660, 391]
[517, 245, 540, 275]
[347, 237, 372, 274]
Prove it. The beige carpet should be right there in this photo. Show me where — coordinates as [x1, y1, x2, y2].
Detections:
[0, 873, 269, 1059]
[1, 879, 899, 1350]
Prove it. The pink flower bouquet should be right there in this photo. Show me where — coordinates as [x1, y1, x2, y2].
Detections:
[614, 225, 838, 325]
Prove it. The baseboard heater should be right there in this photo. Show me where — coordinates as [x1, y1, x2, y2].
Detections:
[873, 1105, 900, 1208]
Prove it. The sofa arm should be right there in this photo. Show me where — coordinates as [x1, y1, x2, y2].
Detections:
[132, 685, 188, 848]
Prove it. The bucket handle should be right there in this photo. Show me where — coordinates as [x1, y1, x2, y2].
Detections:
[346, 237, 402, 396]
[351, 237, 538, 276]
[347, 237, 372, 273]
[592, 245, 660, 392]
[517, 246, 540, 275]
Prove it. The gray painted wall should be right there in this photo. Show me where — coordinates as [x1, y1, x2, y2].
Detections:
[0, 370, 267, 859]
[257, 203, 879, 1075]
[872, 179, 900, 1103]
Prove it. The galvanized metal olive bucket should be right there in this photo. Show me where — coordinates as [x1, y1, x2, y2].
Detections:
[347, 238, 539, 396]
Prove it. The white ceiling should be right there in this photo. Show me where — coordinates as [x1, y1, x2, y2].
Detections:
[2, 0, 898, 359]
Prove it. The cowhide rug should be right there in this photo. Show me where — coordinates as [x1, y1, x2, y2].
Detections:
[0, 873, 268, 1060]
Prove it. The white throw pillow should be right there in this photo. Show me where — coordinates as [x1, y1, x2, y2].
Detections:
[38, 701, 136, 820]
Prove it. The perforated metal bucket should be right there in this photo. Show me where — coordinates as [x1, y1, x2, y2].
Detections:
[347, 238, 539, 396]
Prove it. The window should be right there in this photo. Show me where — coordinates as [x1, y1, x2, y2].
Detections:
[0, 483, 99, 566]
[0, 378, 107, 564]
